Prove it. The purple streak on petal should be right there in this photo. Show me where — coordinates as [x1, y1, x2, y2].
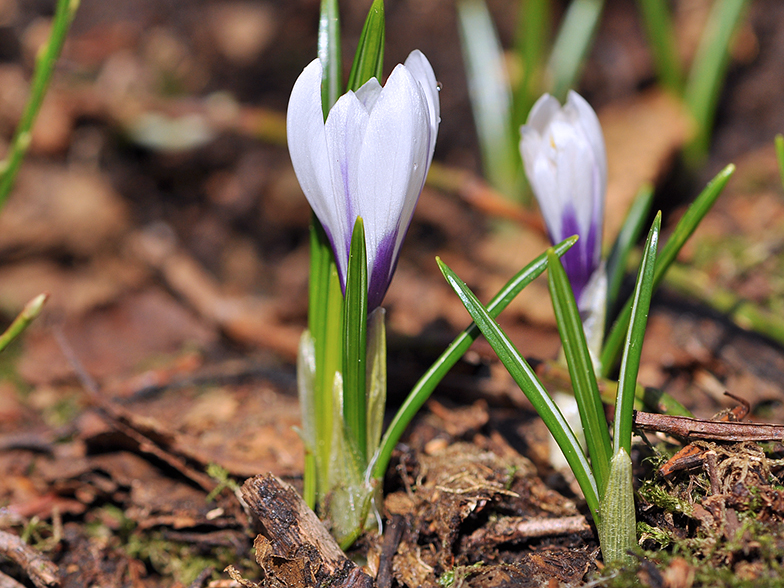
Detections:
[559, 207, 599, 309]
[336, 112, 357, 292]
[367, 230, 398, 310]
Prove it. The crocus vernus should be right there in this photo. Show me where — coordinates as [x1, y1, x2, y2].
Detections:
[287, 50, 440, 310]
[519, 91, 606, 315]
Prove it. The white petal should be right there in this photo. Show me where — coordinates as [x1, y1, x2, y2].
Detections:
[523, 140, 561, 240]
[567, 90, 606, 184]
[566, 90, 607, 230]
[287, 59, 337, 246]
[404, 50, 440, 164]
[525, 93, 561, 133]
[323, 90, 372, 280]
[550, 117, 596, 236]
[578, 261, 607, 359]
[357, 63, 430, 287]
[355, 77, 383, 112]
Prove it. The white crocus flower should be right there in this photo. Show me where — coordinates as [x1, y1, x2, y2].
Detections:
[520, 91, 606, 320]
[521, 91, 608, 472]
[287, 50, 440, 310]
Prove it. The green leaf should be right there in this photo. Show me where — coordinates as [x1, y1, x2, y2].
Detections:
[318, 0, 342, 115]
[372, 236, 578, 482]
[635, 0, 683, 94]
[547, 250, 612, 493]
[457, 0, 520, 199]
[316, 261, 344, 496]
[513, 0, 551, 127]
[776, 134, 784, 191]
[613, 213, 660, 457]
[605, 184, 655, 320]
[0, 293, 47, 354]
[343, 218, 368, 463]
[683, 0, 749, 164]
[597, 449, 636, 564]
[307, 218, 344, 500]
[546, 0, 604, 100]
[327, 372, 374, 549]
[437, 257, 601, 520]
[0, 0, 79, 210]
[346, 0, 385, 92]
[308, 218, 331, 340]
[601, 164, 735, 377]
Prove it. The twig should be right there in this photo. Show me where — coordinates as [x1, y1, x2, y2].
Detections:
[633, 410, 784, 443]
[376, 515, 405, 588]
[0, 530, 59, 588]
[0, 571, 25, 588]
[464, 515, 591, 550]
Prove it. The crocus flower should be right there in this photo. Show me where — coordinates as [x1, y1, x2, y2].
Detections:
[287, 50, 440, 310]
[520, 91, 606, 313]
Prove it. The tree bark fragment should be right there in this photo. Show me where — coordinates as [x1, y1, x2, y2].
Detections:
[241, 474, 374, 588]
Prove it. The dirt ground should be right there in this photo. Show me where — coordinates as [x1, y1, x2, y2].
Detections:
[1, 0, 784, 587]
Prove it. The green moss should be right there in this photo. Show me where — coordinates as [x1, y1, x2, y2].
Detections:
[638, 479, 694, 517]
[437, 562, 484, 588]
[85, 505, 257, 586]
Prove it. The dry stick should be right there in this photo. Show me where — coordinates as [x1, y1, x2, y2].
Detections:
[633, 410, 784, 443]
[0, 530, 59, 588]
[240, 474, 373, 588]
[464, 515, 591, 550]
[0, 571, 25, 588]
[376, 515, 405, 588]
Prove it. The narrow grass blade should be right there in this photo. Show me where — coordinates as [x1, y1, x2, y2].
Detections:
[457, 0, 520, 199]
[0, 0, 79, 210]
[605, 184, 655, 321]
[437, 257, 601, 519]
[683, 0, 749, 164]
[546, 0, 604, 100]
[776, 134, 784, 191]
[613, 213, 660, 456]
[601, 164, 735, 377]
[343, 218, 368, 463]
[318, 0, 341, 114]
[346, 0, 385, 92]
[513, 0, 551, 127]
[372, 236, 577, 481]
[0, 293, 47, 354]
[309, 218, 332, 342]
[635, 0, 683, 94]
[547, 250, 612, 493]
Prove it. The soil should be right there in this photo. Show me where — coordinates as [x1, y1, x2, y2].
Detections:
[1, 0, 784, 587]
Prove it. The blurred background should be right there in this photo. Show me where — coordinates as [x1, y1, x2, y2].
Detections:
[1, 1, 784, 586]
